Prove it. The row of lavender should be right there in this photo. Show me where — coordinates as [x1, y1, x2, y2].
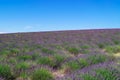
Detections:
[0, 29, 120, 80]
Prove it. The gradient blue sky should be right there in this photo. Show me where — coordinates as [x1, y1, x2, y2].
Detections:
[0, 0, 120, 33]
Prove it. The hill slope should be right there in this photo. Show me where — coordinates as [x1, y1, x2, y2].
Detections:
[0, 29, 120, 80]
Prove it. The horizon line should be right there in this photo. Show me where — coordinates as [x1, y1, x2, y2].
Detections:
[0, 28, 120, 35]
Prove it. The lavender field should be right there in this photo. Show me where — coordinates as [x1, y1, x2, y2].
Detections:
[0, 29, 120, 80]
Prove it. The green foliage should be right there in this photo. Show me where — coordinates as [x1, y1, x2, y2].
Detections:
[35, 45, 42, 48]
[31, 53, 40, 60]
[66, 61, 80, 70]
[105, 45, 120, 53]
[96, 68, 117, 80]
[16, 62, 30, 70]
[0, 56, 6, 62]
[52, 54, 65, 69]
[81, 50, 89, 54]
[18, 55, 32, 61]
[81, 74, 97, 80]
[10, 48, 20, 54]
[113, 40, 120, 45]
[0, 48, 20, 56]
[31, 68, 54, 80]
[98, 43, 105, 48]
[19, 72, 28, 79]
[22, 48, 30, 53]
[37, 56, 54, 67]
[41, 48, 55, 54]
[38, 55, 65, 69]
[63, 57, 92, 72]
[9, 58, 17, 64]
[22, 45, 30, 52]
[81, 68, 119, 80]
[67, 47, 79, 55]
[22, 45, 37, 53]
[0, 65, 12, 79]
[78, 58, 89, 68]
[88, 54, 106, 64]
[81, 45, 89, 49]
[0, 50, 10, 55]
[55, 45, 62, 49]
[54, 54, 65, 64]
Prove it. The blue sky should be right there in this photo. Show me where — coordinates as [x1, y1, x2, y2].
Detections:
[0, 0, 120, 33]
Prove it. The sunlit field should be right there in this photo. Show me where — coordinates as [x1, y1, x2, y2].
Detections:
[0, 29, 120, 80]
